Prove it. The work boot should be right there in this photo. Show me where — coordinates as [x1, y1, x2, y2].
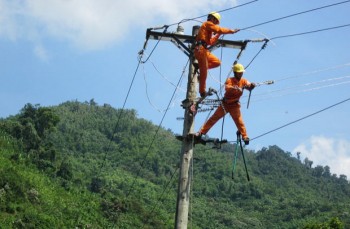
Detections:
[207, 87, 216, 96]
[206, 90, 213, 96]
[243, 137, 250, 145]
[200, 89, 213, 98]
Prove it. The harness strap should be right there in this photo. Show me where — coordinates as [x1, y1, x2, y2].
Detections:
[195, 40, 208, 49]
[222, 97, 239, 104]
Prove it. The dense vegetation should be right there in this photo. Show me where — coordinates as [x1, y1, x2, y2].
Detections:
[0, 100, 349, 228]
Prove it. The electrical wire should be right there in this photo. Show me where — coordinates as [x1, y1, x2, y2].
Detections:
[149, 61, 186, 93]
[141, 54, 187, 113]
[169, 0, 259, 27]
[209, 61, 350, 104]
[248, 80, 350, 104]
[244, 22, 350, 69]
[241, 62, 350, 102]
[244, 29, 277, 47]
[125, 60, 189, 198]
[241, 0, 350, 30]
[250, 97, 350, 141]
[142, 63, 183, 113]
[274, 62, 350, 83]
[208, 53, 349, 95]
[244, 40, 268, 69]
[242, 74, 350, 104]
[252, 75, 350, 98]
[99, 58, 141, 173]
[143, 64, 165, 113]
[270, 23, 350, 40]
[141, 167, 179, 229]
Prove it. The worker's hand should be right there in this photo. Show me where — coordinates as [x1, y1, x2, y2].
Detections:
[249, 83, 256, 91]
[244, 83, 255, 91]
[231, 29, 240, 34]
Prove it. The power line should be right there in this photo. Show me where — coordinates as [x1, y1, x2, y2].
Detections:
[270, 23, 350, 40]
[250, 97, 350, 141]
[141, 167, 179, 228]
[124, 60, 189, 198]
[112, 61, 188, 228]
[141, 56, 187, 113]
[207, 73, 350, 108]
[99, 58, 142, 172]
[142, 64, 179, 113]
[274, 62, 350, 83]
[149, 60, 186, 93]
[245, 40, 268, 69]
[208, 24, 350, 89]
[249, 80, 350, 104]
[230, 62, 350, 103]
[252, 75, 350, 98]
[171, 0, 259, 27]
[242, 0, 350, 30]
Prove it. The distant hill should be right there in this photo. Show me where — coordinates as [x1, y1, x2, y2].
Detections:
[0, 100, 349, 228]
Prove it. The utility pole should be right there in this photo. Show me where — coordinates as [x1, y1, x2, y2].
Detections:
[143, 25, 248, 229]
[174, 25, 199, 229]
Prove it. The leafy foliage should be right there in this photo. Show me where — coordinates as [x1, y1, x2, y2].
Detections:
[1, 100, 349, 228]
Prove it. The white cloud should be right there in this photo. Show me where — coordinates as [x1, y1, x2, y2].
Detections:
[293, 135, 350, 179]
[34, 44, 49, 62]
[0, 0, 23, 40]
[0, 0, 237, 50]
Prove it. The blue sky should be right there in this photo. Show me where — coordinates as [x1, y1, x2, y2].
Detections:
[1, 0, 349, 178]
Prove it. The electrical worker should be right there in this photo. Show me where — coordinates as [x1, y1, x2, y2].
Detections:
[196, 63, 255, 145]
[194, 11, 240, 98]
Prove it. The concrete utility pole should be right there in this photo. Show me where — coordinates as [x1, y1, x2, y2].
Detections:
[174, 25, 199, 229]
[144, 25, 247, 229]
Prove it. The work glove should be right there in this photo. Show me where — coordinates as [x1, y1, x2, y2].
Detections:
[245, 83, 255, 91]
[250, 83, 256, 90]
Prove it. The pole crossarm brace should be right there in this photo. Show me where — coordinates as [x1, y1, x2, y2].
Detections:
[146, 30, 248, 57]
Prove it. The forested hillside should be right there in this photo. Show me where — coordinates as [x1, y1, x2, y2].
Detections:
[0, 100, 349, 228]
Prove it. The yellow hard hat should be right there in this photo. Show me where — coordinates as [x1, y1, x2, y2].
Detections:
[209, 12, 221, 22]
[233, 63, 245, 73]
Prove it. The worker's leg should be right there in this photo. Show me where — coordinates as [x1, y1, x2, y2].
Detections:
[227, 103, 248, 139]
[194, 47, 208, 95]
[207, 52, 221, 69]
[199, 105, 226, 135]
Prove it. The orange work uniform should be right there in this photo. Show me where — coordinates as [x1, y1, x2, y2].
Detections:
[199, 76, 253, 139]
[194, 21, 234, 95]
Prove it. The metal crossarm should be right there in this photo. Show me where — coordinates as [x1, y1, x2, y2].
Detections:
[209, 39, 248, 52]
[146, 30, 248, 57]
